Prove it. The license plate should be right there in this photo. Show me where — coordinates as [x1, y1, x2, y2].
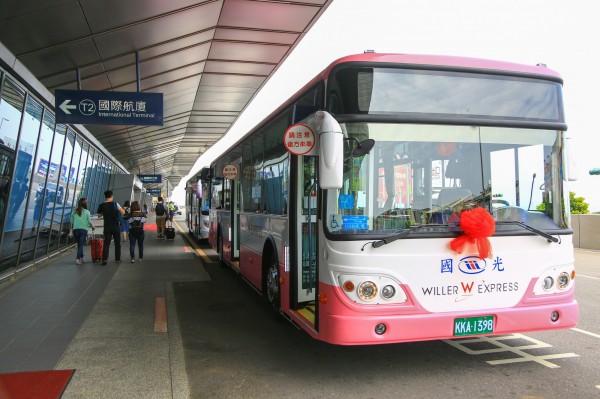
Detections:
[453, 315, 494, 336]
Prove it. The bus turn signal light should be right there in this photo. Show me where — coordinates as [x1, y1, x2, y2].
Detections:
[342, 280, 355, 292]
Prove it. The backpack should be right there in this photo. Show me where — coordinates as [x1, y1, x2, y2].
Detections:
[155, 203, 165, 216]
[129, 216, 144, 236]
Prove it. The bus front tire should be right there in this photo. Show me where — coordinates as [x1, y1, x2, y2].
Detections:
[265, 255, 280, 311]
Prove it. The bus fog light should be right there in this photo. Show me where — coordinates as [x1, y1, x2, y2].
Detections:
[358, 281, 378, 301]
[342, 280, 355, 292]
[557, 272, 570, 289]
[375, 323, 387, 335]
[550, 311, 559, 322]
[542, 276, 554, 290]
[381, 285, 396, 299]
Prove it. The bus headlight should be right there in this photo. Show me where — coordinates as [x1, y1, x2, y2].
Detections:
[542, 276, 554, 291]
[381, 285, 396, 299]
[557, 272, 570, 289]
[357, 281, 378, 301]
[533, 265, 575, 295]
[336, 274, 407, 304]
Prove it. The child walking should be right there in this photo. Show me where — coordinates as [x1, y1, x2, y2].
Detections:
[121, 200, 131, 241]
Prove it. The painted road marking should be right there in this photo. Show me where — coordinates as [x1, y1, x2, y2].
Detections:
[444, 333, 578, 368]
[173, 220, 184, 234]
[154, 297, 167, 333]
[172, 220, 216, 264]
[571, 328, 600, 339]
[195, 248, 215, 264]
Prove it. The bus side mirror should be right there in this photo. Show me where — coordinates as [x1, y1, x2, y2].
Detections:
[317, 112, 343, 189]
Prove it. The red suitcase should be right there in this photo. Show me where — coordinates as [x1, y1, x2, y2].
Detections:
[90, 232, 104, 262]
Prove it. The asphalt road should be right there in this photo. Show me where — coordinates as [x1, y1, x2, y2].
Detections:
[174, 246, 600, 399]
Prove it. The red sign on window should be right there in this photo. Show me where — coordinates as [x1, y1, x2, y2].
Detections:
[223, 164, 239, 180]
[283, 124, 315, 156]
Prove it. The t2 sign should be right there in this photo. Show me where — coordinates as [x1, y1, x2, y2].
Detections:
[55, 89, 163, 126]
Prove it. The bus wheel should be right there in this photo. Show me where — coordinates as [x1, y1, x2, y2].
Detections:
[265, 256, 280, 310]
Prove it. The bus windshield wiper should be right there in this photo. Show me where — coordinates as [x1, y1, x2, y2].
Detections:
[371, 224, 445, 248]
[496, 221, 559, 243]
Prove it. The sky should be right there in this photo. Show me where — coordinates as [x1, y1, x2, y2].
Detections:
[173, 0, 600, 212]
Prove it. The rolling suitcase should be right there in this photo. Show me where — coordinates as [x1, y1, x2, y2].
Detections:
[90, 232, 104, 262]
[165, 220, 175, 240]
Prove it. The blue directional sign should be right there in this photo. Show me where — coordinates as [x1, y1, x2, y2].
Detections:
[342, 215, 369, 230]
[138, 174, 162, 184]
[55, 89, 163, 126]
[146, 188, 162, 196]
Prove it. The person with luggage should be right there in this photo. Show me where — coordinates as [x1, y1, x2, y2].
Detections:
[154, 196, 167, 239]
[121, 200, 131, 242]
[70, 197, 94, 265]
[127, 201, 146, 262]
[167, 201, 175, 221]
[96, 190, 126, 265]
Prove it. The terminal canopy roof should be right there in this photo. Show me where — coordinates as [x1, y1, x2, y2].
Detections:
[0, 0, 332, 187]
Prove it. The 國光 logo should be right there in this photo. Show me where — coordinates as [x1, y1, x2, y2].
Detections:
[458, 256, 487, 275]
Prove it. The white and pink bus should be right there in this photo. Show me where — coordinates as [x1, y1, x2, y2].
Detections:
[208, 52, 578, 345]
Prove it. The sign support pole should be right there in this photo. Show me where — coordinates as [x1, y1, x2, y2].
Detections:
[136, 51, 141, 93]
[76, 68, 82, 90]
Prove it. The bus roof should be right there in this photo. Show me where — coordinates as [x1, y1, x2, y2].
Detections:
[323, 53, 562, 80]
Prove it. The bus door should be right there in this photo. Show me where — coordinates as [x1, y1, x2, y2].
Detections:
[232, 177, 240, 261]
[292, 156, 318, 327]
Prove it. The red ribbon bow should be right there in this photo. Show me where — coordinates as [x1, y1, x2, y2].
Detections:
[449, 207, 495, 259]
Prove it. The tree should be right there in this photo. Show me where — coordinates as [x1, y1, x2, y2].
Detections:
[536, 191, 589, 214]
[569, 191, 589, 214]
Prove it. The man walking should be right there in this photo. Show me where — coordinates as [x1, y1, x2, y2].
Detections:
[154, 196, 167, 239]
[97, 190, 126, 265]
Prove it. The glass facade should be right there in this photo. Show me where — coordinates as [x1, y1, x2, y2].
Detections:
[0, 69, 125, 275]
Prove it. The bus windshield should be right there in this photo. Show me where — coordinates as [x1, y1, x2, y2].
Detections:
[325, 123, 568, 237]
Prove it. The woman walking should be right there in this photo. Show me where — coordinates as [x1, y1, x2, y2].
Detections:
[121, 200, 131, 241]
[127, 201, 147, 262]
[70, 197, 94, 265]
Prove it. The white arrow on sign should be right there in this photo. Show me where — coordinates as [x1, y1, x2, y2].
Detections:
[59, 99, 77, 115]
